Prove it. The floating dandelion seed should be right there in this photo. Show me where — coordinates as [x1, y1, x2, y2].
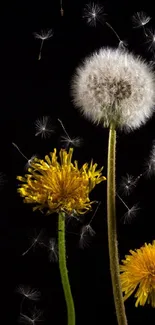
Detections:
[132, 11, 151, 36]
[121, 203, 140, 224]
[83, 3, 127, 49]
[116, 193, 140, 224]
[22, 229, 45, 256]
[58, 118, 83, 148]
[145, 28, 155, 54]
[12, 142, 37, 171]
[35, 116, 55, 139]
[142, 141, 155, 178]
[82, 2, 106, 27]
[16, 286, 41, 301]
[60, 135, 83, 148]
[47, 238, 58, 262]
[19, 309, 43, 325]
[79, 201, 101, 249]
[120, 240, 155, 307]
[119, 173, 138, 196]
[33, 29, 53, 60]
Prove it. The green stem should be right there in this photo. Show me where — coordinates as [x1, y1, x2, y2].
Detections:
[107, 123, 128, 325]
[58, 212, 75, 325]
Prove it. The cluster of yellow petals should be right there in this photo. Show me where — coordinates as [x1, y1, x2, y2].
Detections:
[120, 240, 155, 307]
[17, 148, 106, 215]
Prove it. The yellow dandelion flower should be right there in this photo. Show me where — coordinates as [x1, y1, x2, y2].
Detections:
[17, 148, 106, 215]
[120, 240, 155, 307]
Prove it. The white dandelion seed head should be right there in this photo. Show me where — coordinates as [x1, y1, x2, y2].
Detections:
[132, 11, 151, 28]
[71, 47, 155, 132]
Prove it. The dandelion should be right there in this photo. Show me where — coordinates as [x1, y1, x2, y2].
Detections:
[132, 11, 151, 36]
[71, 47, 155, 133]
[33, 29, 53, 60]
[71, 46, 155, 325]
[17, 148, 106, 325]
[35, 116, 55, 139]
[17, 148, 106, 215]
[120, 240, 155, 307]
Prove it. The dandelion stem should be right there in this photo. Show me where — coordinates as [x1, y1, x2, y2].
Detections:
[107, 122, 128, 325]
[58, 212, 75, 325]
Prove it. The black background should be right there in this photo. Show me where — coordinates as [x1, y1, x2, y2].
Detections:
[1, 0, 155, 324]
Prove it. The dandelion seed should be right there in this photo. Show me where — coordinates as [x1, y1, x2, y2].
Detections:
[79, 224, 96, 249]
[19, 309, 43, 325]
[47, 238, 58, 262]
[145, 28, 155, 53]
[79, 201, 101, 249]
[33, 29, 53, 60]
[119, 174, 138, 196]
[22, 229, 44, 256]
[118, 40, 128, 50]
[60, 135, 83, 148]
[58, 118, 83, 148]
[16, 286, 41, 301]
[83, 3, 125, 48]
[132, 11, 151, 36]
[12, 142, 37, 171]
[65, 209, 82, 227]
[35, 116, 55, 139]
[121, 203, 140, 224]
[82, 2, 106, 27]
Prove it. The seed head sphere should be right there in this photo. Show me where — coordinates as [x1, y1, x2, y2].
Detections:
[71, 48, 155, 132]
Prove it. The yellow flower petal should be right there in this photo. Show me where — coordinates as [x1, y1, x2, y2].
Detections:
[17, 148, 106, 215]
